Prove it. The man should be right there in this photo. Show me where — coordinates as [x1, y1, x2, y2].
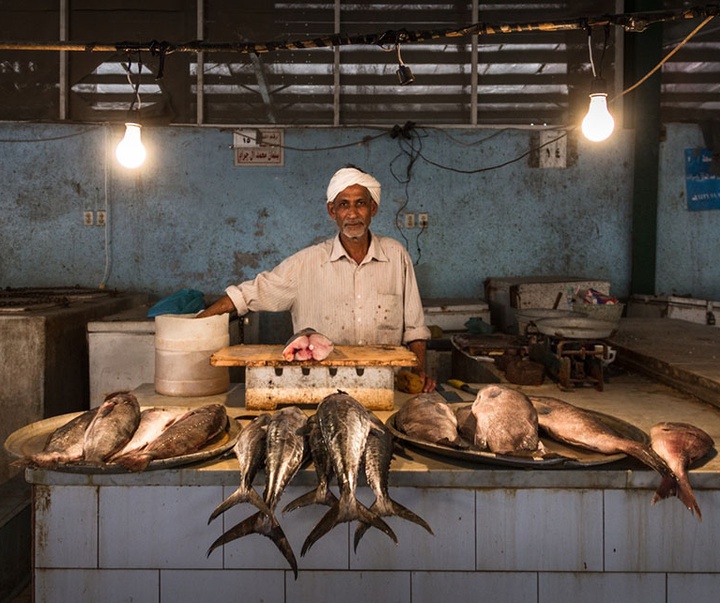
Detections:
[199, 166, 435, 392]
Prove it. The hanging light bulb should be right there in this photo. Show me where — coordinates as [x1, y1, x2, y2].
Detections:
[115, 123, 147, 169]
[582, 79, 615, 142]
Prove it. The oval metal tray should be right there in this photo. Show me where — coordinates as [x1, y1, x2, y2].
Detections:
[534, 316, 618, 339]
[4, 407, 241, 474]
[386, 404, 649, 468]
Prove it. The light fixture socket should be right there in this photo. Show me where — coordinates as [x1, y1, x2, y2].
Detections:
[589, 77, 608, 95]
[397, 64, 415, 86]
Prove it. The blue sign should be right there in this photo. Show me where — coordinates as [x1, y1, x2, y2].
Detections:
[685, 148, 720, 211]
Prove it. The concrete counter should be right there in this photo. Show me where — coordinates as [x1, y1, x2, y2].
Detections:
[24, 371, 720, 603]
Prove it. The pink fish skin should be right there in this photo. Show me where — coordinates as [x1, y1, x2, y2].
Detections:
[650, 421, 715, 520]
[282, 328, 334, 361]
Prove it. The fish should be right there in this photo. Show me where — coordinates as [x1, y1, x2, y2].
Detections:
[282, 327, 334, 362]
[208, 413, 273, 522]
[301, 392, 397, 556]
[472, 385, 542, 455]
[283, 412, 338, 513]
[22, 407, 99, 468]
[83, 393, 141, 463]
[110, 407, 186, 460]
[117, 403, 227, 472]
[650, 421, 715, 520]
[395, 393, 467, 449]
[529, 395, 676, 481]
[207, 406, 308, 578]
[353, 413, 433, 550]
[454, 404, 476, 444]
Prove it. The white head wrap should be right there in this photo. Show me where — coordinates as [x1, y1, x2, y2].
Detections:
[326, 167, 381, 206]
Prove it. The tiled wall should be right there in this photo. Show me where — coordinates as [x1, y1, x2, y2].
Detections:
[34, 484, 720, 603]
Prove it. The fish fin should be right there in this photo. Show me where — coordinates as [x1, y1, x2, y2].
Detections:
[116, 453, 153, 473]
[301, 503, 341, 557]
[674, 476, 703, 521]
[435, 437, 469, 450]
[386, 499, 433, 535]
[208, 486, 271, 523]
[626, 444, 677, 481]
[283, 488, 337, 514]
[206, 511, 298, 579]
[651, 475, 678, 505]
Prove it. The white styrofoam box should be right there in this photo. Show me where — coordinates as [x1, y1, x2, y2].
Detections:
[476, 489, 604, 571]
[352, 487, 474, 571]
[604, 489, 720, 572]
[161, 569, 285, 602]
[627, 294, 718, 327]
[484, 276, 611, 333]
[412, 571, 537, 603]
[36, 569, 159, 603]
[422, 297, 490, 332]
[538, 572, 665, 603]
[99, 485, 224, 569]
[34, 485, 98, 569]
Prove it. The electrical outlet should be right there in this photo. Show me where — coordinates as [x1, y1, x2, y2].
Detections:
[404, 213, 416, 228]
[538, 130, 567, 168]
[418, 212, 429, 228]
[83, 211, 94, 226]
[96, 210, 107, 227]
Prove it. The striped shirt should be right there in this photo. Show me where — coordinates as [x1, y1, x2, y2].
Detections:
[225, 232, 430, 345]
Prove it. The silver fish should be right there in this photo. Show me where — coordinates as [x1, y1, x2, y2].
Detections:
[24, 407, 99, 468]
[208, 413, 272, 522]
[454, 404, 476, 444]
[282, 328, 334, 362]
[395, 393, 467, 449]
[283, 412, 337, 513]
[472, 385, 542, 455]
[650, 421, 715, 520]
[301, 392, 396, 556]
[530, 395, 675, 481]
[353, 413, 433, 550]
[207, 406, 308, 579]
[117, 403, 227, 472]
[110, 407, 186, 460]
[83, 393, 141, 463]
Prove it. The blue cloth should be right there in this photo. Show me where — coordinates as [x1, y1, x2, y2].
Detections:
[147, 289, 205, 317]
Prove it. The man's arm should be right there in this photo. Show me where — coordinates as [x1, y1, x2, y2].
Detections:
[197, 295, 236, 318]
[407, 339, 436, 393]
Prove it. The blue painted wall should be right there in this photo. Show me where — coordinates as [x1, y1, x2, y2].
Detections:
[0, 122, 716, 303]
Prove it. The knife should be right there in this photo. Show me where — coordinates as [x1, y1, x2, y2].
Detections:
[435, 383, 463, 402]
[447, 379, 480, 395]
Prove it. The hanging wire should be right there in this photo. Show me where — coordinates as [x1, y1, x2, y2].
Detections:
[587, 27, 597, 78]
[121, 53, 143, 114]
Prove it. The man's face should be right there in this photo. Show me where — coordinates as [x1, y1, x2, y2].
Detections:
[327, 184, 378, 240]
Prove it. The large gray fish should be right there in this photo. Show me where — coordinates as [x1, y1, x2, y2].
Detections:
[83, 393, 141, 463]
[529, 395, 675, 481]
[208, 413, 273, 522]
[110, 407, 186, 460]
[301, 392, 396, 557]
[283, 412, 337, 513]
[23, 407, 99, 468]
[395, 393, 467, 449]
[207, 406, 308, 579]
[117, 403, 227, 472]
[282, 328, 334, 361]
[353, 413, 433, 550]
[472, 385, 542, 455]
[650, 421, 715, 520]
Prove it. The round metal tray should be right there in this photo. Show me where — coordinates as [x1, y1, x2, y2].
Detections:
[386, 404, 649, 468]
[534, 316, 618, 339]
[4, 407, 241, 473]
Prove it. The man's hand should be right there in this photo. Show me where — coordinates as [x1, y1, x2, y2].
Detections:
[406, 339, 436, 393]
[197, 295, 235, 318]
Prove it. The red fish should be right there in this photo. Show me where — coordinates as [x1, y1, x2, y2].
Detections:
[282, 328, 334, 361]
[650, 421, 715, 520]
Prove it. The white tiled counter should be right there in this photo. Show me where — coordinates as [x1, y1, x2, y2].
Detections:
[25, 374, 720, 603]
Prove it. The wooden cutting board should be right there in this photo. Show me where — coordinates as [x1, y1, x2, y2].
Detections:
[210, 344, 418, 367]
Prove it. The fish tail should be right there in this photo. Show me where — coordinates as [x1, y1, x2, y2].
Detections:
[283, 486, 337, 514]
[626, 443, 677, 481]
[301, 502, 341, 557]
[208, 486, 271, 524]
[386, 499, 433, 535]
[353, 498, 432, 552]
[651, 474, 703, 521]
[207, 511, 298, 578]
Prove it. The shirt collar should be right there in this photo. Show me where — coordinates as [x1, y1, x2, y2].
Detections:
[328, 231, 388, 264]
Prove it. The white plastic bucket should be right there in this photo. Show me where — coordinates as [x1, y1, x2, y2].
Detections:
[154, 313, 230, 397]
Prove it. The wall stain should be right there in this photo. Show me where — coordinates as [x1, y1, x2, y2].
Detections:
[255, 208, 269, 237]
[233, 251, 261, 281]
